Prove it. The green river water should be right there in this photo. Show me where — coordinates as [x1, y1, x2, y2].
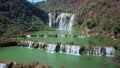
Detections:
[0, 46, 118, 68]
[28, 30, 100, 45]
[0, 30, 118, 68]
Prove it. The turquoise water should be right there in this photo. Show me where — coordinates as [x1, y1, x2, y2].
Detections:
[0, 46, 117, 68]
[29, 37, 89, 45]
[34, 30, 81, 35]
[27, 30, 100, 45]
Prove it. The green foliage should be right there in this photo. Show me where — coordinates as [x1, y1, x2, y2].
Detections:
[86, 18, 96, 29]
[114, 24, 120, 34]
[114, 24, 120, 38]
[112, 39, 120, 61]
[37, 0, 120, 39]
[113, 39, 120, 47]
[0, 0, 48, 42]
[26, 16, 44, 31]
[90, 2, 98, 8]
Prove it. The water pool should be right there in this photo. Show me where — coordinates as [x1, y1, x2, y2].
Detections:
[0, 46, 117, 68]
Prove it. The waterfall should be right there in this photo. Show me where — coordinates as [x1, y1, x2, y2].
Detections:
[48, 13, 52, 27]
[106, 47, 114, 57]
[47, 44, 56, 53]
[95, 47, 98, 55]
[58, 13, 75, 30]
[70, 46, 80, 55]
[47, 43, 52, 52]
[98, 46, 101, 56]
[60, 44, 64, 53]
[70, 46, 76, 55]
[38, 42, 41, 49]
[0, 63, 7, 68]
[92, 46, 102, 56]
[28, 41, 33, 48]
[75, 46, 80, 55]
[48, 13, 75, 30]
[59, 13, 66, 30]
[68, 14, 75, 31]
[20, 41, 115, 57]
[38, 42, 44, 49]
[66, 45, 71, 54]
[85, 46, 89, 55]
[93, 46, 97, 56]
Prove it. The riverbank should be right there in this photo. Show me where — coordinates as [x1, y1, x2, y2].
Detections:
[0, 61, 53, 68]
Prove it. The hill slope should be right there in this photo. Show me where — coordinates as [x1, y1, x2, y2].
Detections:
[36, 0, 120, 38]
[0, 0, 48, 42]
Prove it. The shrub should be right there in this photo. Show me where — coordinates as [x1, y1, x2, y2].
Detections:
[86, 18, 97, 29]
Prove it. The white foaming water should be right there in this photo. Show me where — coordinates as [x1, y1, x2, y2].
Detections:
[92, 46, 103, 56]
[26, 35, 31, 38]
[59, 13, 66, 30]
[28, 41, 33, 48]
[93, 46, 101, 56]
[93, 47, 95, 55]
[66, 45, 71, 54]
[48, 13, 75, 31]
[48, 13, 52, 27]
[38, 42, 44, 49]
[47, 44, 56, 53]
[0, 63, 7, 68]
[98, 46, 102, 56]
[60, 44, 64, 53]
[70, 45, 80, 55]
[20, 41, 115, 57]
[106, 47, 114, 57]
[70, 46, 76, 55]
[68, 14, 75, 31]
[85, 46, 89, 55]
[38, 42, 41, 49]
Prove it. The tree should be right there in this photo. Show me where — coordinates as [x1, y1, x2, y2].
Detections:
[86, 18, 96, 29]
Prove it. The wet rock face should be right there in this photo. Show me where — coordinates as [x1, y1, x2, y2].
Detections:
[80, 46, 85, 54]
[101, 47, 106, 56]
[34, 42, 39, 48]
[2, 62, 53, 68]
[55, 44, 60, 52]
[19, 40, 29, 47]
[7, 62, 14, 68]
[0, 42, 17, 47]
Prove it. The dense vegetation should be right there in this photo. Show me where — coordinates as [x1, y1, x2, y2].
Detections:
[36, 0, 120, 62]
[0, 0, 49, 43]
[36, 0, 120, 48]
[36, 0, 120, 38]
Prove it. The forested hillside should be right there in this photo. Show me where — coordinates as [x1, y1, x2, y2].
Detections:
[0, 0, 48, 43]
[1, 0, 120, 45]
[36, 0, 120, 39]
